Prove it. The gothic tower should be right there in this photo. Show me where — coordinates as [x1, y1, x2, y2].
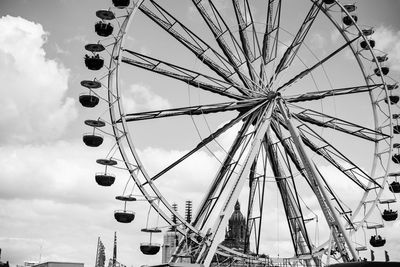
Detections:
[221, 200, 246, 251]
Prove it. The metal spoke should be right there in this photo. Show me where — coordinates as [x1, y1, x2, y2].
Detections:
[292, 107, 390, 142]
[232, 0, 262, 82]
[121, 50, 246, 100]
[243, 151, 267, 255]
[297, 124, 380, 190]
[276, 35, 361, 92]
[265, 138, 314, 259]
[272, 120, 366, 231]
[198, 101, 276, 266]
[273, 0, 322, 77]
[192, 113, 257, 229]
[139, 1, 251, 96]
[277, 100, 357, 261]
[274, 111, 380, 191]
[315, 167, 355, 230]
[285, 84, 383, 103]
[120, 99, 264, 122]
[142, 100, 266, 186]
[174, 112, 258, 262]
[192, 0, 260, 90]
[261, 0, 282, 67]
[271, 120, 309, 183]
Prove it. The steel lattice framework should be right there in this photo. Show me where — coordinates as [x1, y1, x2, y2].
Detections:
[81, 0, 400, 266]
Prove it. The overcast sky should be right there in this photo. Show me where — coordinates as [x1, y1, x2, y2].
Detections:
[0, 0, 400, 267]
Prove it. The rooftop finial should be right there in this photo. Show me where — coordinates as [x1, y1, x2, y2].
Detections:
[235, 200, 240, 211]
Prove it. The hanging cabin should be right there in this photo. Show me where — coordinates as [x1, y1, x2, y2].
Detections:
[389, 181, 400, 193]
[113, 0, 130, 8]
[84, 54, 104, 70]
[95, 21, 114, 37]
[79, 94, 99, 108]
[140, 228, 162, 255]
[95, 173, 115, 186]
[114, 210, 135, 223]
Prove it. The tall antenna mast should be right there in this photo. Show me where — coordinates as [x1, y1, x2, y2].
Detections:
[185, 200, 192, 224]
[170, 203, 178, 231]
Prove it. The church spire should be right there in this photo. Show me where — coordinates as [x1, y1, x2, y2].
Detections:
[234, 200, 240, 211]
[221, 200, 246, 251]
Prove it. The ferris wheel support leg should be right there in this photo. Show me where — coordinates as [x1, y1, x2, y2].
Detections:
[198, 101, 276, 266]
[277, 99, 358, 262]
[326, 229, 334, 266]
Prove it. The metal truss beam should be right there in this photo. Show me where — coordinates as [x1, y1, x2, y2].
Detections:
[271, 120, 356, 228]
[174, 113, 257, 263]
[192, 0, 259, 90]
[121, 50, 246, 100]
[243, 155, 267, 255]
[292, 108, 390, 142]
[197, 102, 276, 266]
[139, 1, 251, 96]
[141, 102, 264, 187]
[120, 99, 262, 122]
[296, 123, 380, 190]
[232, 0, 262, 83]
[274, 112, 380, 191]
[271, 120, 309, 181]
[262, 0, 282, 67]
[276, 35, 361, 92]
[273, 0, 322, 76]
[285, 84, 383, 103]
[266, 139, 313, 258]
[277, 99, 357, 262]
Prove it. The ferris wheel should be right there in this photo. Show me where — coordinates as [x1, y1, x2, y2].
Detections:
[81, 0, 400, 266]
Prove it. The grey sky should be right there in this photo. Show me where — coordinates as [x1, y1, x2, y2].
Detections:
[0, 0, 400, 266]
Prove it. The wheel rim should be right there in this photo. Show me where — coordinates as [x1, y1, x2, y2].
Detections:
[82, 0, 398, 265]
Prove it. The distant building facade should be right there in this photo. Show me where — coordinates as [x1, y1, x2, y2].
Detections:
[162, 230, 180, 263]
[210, 201, 272, 266]
[220, 201, 246, 251]
[0, 249, 9, 267]
[162, 201, 256, 266]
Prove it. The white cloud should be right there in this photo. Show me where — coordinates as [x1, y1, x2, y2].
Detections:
[138, 146, 220, 202]
[122, 84, 171, 113]
[0, 137, 219, 266]
[0, 139, 164, 266]
[0, 15, 77, 144]
[0, 141, 114, 205]
[373, 25, 400, 72]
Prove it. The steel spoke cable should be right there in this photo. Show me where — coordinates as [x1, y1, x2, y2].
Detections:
[295, 123, 380, 190]
[285, 84, 383, 103]
[187, 53, 270, 180]
[140, 0, 253, 95]
[188, 48, 246, 171]
[120, 49, 248, 99]
[272, 0, 323, 81]
[274, 110, 380, 191]
[276, 35, 361, 92]
[192, 0, 264, 91]
[84, 0, 397, 263]
[285, 103, 390, 142]
[187, 57, 227, 165]
[250, 23, 325, 125]
[140, 102, 265, 186]
[266, 138, 314, 257]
